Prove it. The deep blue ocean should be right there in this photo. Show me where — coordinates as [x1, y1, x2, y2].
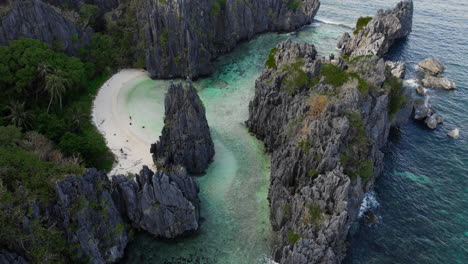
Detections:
[121, 1, 467, 263]
[316, 1, 467, 263]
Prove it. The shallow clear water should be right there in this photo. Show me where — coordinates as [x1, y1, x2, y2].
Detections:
[121, 0, 468, 262]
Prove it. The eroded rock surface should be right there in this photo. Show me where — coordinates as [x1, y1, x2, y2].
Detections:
[137, 0, 321, 78]
[112, 166, 200, 239]
[55, 169, 128, 264]
[386, 61, 406, 79]
[338, 0, 413, 58]
[447, 128, 460, 139]
[421, 75, 456, 90]
[0, 250, 28, 264]
[247, 40, 410, 263]
[418, 58, 445, 77]
[151, 81, 214, 174]
[0, 0, 93, 55]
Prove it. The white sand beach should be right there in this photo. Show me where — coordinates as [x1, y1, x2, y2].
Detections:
[92, 69, 158, 176]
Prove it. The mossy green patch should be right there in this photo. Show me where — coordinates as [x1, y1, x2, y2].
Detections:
[354, 16, 373, 35]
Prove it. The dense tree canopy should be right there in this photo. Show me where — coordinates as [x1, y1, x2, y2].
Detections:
[0, 38, 114, 171]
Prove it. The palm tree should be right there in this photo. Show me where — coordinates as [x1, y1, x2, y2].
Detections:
[67, 106, 86, 132]
[45, 72, 70, 113]
[37, 63, 52, 81]
[5, 101, 32, 130]
[35, 63, 52, 102]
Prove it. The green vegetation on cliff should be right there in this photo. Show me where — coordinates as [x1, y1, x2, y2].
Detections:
[353, 16, 372, 35]
[385, 76, 406, 119]
[265, 47, 278, 69]
[340, 112, 374, 181]
[0, 126, 85, 263]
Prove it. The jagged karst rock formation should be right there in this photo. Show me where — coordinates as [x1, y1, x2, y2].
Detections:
[0, 250, 28, 264]
[129, 0, 321, 78]
[247, 40, 410, 263]
[2, 165, 201, 263]
[1, 0, 320, 78]
[386, 61, 406, 79]
[337, 0, 413, 58]
[0, 0, 93, 55]
[151, 81, 215, 174]
[54, 169, 128, 264]
[112, 166, 200, 239]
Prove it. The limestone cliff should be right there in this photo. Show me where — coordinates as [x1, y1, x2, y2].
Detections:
[2, 165, 201, 263]
[151, 81, 215, 174]
[337, 0, 413, 58]
[54, 169, 128, 264]
[112, 166, 200, 239]
[1, 0, 320, 78]
[0, 0, 93, 55]
[136, 0, 320, 78]
[247, 40, 410, 263]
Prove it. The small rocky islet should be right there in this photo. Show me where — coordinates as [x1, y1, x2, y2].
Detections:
[0, 0, 462, 263]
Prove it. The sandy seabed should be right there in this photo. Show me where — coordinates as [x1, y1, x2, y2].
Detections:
[92, 69, 157, 175]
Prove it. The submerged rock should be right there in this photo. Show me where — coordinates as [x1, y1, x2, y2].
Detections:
[151, 81, 214, 174]
[421, 76, 456, 90]
[247, 40, 410, 263]
[112, 166, 200, 239]
[338, 0, 414, 58]
[447, 128, 460, 139]
[418, 58, 446, 77]
[416, 85, 426, 96]
[363, 210, 380, 225]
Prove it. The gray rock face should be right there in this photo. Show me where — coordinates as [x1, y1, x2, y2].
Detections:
[418, 58, 445, 77]
[136, 0, 320, 78]
[413, 97, 444, 129]
[421, 76, 456, 90]
[338, 0, 413, 58]
[151, 81, 214, 174]
[0, 0, 93, 55]
[0, 250, 28, 264]
[447, 128, 460, 139]
[55, 169, 128, 264]
[413, 98, 433, 120]
[112, 166, 200, 238]
[425, 113, 443, 129]
[247, 40, 410, 263]
[46, 0, 122, 13]
[386, 61, 406, 78]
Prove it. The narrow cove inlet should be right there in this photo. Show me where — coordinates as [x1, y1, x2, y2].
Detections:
[92, 25, 345, 263]
[1, 0, 466, 263]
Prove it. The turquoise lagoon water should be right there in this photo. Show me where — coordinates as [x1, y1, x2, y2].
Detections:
[120, 0, 468, 263]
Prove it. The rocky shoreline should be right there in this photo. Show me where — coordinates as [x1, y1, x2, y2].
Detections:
[247, 40, 411, 263]
[246, 1, 414, 262]
[0, 0, 426, 263]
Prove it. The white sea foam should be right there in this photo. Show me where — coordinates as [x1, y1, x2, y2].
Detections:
[358, 190, 380, 218]
[404, 78, 418, 87]
[315, 18, 353, 28]
[260, 256, 280, 264]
